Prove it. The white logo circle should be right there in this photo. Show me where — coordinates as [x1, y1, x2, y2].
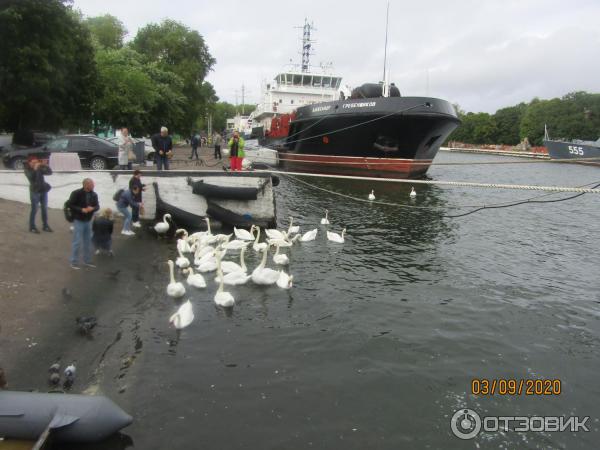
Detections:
[451, 409, 481, 440]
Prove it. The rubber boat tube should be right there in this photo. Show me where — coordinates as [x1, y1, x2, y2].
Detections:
[0, 390, 132, 443]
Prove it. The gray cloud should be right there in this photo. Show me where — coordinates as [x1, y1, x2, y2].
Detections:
[74, 0, 600, 112]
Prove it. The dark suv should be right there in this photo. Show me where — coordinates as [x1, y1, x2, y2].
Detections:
[2, 134, 119, 170]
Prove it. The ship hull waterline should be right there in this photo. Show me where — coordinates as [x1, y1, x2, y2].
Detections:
[278, 153, 433, 178]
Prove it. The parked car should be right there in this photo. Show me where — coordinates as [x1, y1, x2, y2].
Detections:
[2, 134, 119, 170]
[106, 136, 155, 161]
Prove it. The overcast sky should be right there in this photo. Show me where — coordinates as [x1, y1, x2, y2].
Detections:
[73, 0, 600, 113]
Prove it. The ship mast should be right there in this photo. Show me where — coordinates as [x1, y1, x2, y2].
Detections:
[382, 2, 390, 97]
[299, 18, 315, 73]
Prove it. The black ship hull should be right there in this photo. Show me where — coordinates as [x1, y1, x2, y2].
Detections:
[280, 96, 460, 178]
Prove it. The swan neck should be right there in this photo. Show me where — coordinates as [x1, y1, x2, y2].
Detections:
[168, 262, 175, 283]
[260, 247, 268, 269]
[240, 248, 246, 271]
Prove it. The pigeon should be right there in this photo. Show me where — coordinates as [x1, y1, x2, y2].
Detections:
[76, 316, 97, 335]
[48, 362, 60, 386]
[63, 363, 76, 389]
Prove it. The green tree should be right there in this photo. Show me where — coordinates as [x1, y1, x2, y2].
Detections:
[132, 19, 216, 134]
[85, 14, 127, 50]
[94, 48, 156, 134]
[493, 103, 526, 145]
[0, 0, 97, 132]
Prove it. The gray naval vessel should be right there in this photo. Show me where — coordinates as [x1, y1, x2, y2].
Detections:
[543, 127, 600, 164]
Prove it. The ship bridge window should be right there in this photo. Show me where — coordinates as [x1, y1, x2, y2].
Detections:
[323, 77, 331, 88]
[302, 76, 312, 86]
[313, 76, 322, 87]
[291, 99, 294, 104]
[293, 75, 302, 85]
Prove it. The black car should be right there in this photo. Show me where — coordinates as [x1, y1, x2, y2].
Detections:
[2, 134, 119, 170]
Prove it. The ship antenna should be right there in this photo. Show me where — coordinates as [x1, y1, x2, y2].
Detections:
[382, 2, 390, 83]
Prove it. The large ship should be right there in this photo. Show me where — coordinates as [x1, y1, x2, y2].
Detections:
[250, 20, 460, 179]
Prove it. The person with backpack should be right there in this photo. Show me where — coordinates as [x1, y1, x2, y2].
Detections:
[67, 178, 99, 269]
[190, 132, 200, 160]
[92, 208, 114, 256]
[116, 185, 143, 236]
[24, 155, 53, 233]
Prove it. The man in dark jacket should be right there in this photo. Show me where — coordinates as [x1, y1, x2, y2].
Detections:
[151, 126, 173, 170]
[128, 170, 145, 227]
[190, 132, 200, 160]
[24, 156, 52, 233]
[67, 178, 99, 269]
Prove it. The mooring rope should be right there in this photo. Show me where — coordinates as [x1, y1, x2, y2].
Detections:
[272, 170, 600, 218]
[256, 168, 600, 194]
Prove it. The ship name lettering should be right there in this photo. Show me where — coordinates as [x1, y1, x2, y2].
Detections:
[342, 102, 376, 109]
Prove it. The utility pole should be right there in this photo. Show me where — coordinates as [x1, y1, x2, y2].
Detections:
[241, 84, 245, 115]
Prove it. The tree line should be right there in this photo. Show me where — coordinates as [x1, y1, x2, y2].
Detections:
[450, 91, 600, 146]
[0, 0, 240, 137]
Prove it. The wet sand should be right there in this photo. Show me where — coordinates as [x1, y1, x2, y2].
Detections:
[0, 197, 163, 400]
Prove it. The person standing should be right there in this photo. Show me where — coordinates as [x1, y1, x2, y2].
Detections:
[190, 132, 200, 160]
[129, 169, 145, 227]
[151, 126, 173, 170]
[228, 131, 245, 171]
[92, 208, 114, 256]
[24, 156, 53, 233]
[118, 127, 134, 170]
[213, 132, 222, 160]
[116, 185, 143, 236]
[67, 178, 99, 269]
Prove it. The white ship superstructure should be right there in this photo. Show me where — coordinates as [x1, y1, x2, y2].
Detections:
[248, 19, 343, 132]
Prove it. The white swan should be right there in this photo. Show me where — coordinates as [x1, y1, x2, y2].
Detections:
[154, 214, 171, 235]
[221, 246, 247, 274]
[234, 225, 255, 241]
[273, 244, 289, 265]
[320, 209, 330, 225]
[197, 256, 218, 273]
[368, 190, 375, 201]
[223, 239, 250, 250]
[299, 228, 318, 242]
[194, 244, 215, 265]
[253, 226, 268, 253]
[287, 217, 300, 235]
[327, 228, 346, 244]
[265, 228, 287, 240]
[184, 266, 206, 288]
[169, 300, 194, 329]
[252, 247, 280, 285]
[215, 271, 251, 286]
[214, 253, 235, 307]
[175, 248, 190, 269]
[268, 234, 300, 248]
[166, 260, 186, 298]
[409, 187, 417, 198]
[175, 229, 193, 253]
[276, 271, 293, 289]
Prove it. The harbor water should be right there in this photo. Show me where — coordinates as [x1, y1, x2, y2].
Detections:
[10, 152, 600, 449]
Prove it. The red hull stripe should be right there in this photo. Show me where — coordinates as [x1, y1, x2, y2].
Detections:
[280, 153, 433, 178]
